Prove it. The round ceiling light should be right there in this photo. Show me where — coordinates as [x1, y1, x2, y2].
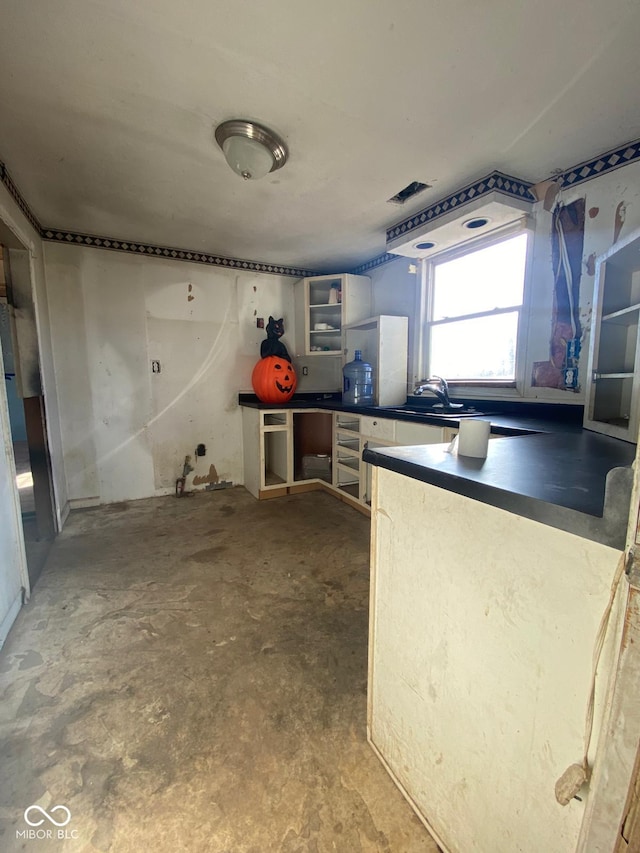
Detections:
[215, 120, 288, 181]
[414, 241, 437, 250]
[463, 216, 491, 230]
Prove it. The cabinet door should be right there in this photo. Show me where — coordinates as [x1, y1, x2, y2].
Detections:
[395, 420, 445, 445]
[360, 415, 395, 441]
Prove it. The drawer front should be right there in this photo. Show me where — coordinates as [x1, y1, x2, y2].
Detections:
[395, 421, 445, 445]
[359, 415, 395, 441]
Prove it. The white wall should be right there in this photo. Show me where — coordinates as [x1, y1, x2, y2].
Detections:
[370, 161, 640, 403]
[44, 244, 294, 504]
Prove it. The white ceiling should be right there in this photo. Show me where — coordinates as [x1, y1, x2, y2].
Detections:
[0, 0, 639, 272]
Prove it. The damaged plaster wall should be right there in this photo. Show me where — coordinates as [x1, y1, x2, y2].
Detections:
[44, 243, 294, 504]
[524, 160, 640, 400]
[369, 159, 640, 403]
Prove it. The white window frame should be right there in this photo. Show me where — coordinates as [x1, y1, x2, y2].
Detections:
[413, 220, 533, 399]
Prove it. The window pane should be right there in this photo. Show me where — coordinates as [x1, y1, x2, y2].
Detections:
[430, 312, 519, 380]
[432, 233, 527, 321]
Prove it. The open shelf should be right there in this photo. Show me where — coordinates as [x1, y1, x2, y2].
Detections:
[585, 227, 640, 442]
[336, 457, 359, 474]
[337, 482, 359, 498]
[602, 303, 640, 325]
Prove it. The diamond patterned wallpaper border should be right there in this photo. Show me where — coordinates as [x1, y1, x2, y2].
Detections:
[40, 229, 317, 278]
[3, 135, 640, 278]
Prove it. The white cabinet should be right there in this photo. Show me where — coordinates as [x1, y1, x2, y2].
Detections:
[244, 405, 449, 509]
[294, 274, 371, 357]
[394, 420, 446, 446]
[359, 415, 396, 442]
[333, 412, 363, 501]
[585, 227, 640, 443]
[333, 413, 447, 508]
[242, 408, 332, 499]
[344, 315, 409, 406]
[242, 408, 292, 498]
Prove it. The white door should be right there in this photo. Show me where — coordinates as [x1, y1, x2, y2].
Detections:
[0, 338, 29, 647]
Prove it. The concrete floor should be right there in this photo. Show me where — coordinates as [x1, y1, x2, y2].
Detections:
[0, 488, 438, 852]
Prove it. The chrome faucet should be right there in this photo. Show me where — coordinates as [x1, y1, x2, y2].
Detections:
[413, 376, 451, 407]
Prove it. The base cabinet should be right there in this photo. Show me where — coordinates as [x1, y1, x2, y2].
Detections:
[243, 405, 449, 509]
[368, 465, 625, 853]
[333, 412, 446, 508]
[242, 407, 332, 499]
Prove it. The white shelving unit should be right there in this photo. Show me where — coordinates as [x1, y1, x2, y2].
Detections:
[584, 227, 640, 443]
[332, 411, 446, 507]
[295, 274, 371, 357]
[344, 315, 409, 406]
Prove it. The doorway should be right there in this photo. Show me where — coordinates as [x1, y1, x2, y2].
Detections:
[0, 241, 56, 587]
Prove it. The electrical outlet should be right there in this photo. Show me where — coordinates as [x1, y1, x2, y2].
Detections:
[151, 360, 161, 374]
[302, 366, 308, 376]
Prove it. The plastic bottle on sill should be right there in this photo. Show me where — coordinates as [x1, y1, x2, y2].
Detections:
[342, 350, 373, 406]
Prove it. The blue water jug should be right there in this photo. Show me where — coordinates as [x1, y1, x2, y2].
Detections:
[343, 350, 374, 406]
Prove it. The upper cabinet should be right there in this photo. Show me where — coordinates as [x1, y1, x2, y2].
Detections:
[294, 274, 371, 357]
[344, 315, 409, 406]
[584, 227, 640, 442]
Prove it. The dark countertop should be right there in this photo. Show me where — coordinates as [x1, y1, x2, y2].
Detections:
[238, 392, 582, 434]
[363, 433, 634, 549]
[239, 392, 635, 547]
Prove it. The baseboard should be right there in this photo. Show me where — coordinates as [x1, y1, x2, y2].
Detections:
[58, 500, 71, 529]
[68, 496, 101, 510]
[0, 591, 23, 651]
[367, 735, 450, 853]
[318, 482, 371, 516]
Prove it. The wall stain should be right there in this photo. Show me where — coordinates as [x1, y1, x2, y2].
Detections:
[586, 253, 597, 276]
[193, 464, 219, 486]
[588, 206, 599, 219]
[614, 201, 627, 243]
[531, 179, 560, 211]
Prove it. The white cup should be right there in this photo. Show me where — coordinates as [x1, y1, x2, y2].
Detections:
[457, 419, 490, 458]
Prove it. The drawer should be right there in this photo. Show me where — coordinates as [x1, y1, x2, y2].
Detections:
[395, 421, 445, 445]
[359, 415, 396, 441]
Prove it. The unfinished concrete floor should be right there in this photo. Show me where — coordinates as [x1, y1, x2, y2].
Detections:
[0, 488, 438, 852]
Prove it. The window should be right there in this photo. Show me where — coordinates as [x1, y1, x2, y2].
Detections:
[424, 231, 529, 384]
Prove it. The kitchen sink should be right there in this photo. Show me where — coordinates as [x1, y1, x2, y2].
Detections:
[380, 405, 493, 419]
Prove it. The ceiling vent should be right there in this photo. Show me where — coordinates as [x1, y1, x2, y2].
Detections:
[387, 181, 431, 205]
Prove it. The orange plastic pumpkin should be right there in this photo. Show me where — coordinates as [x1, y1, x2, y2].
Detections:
[251, 356, 297, 403]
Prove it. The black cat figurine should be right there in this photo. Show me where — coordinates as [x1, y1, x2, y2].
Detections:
[260, 316, 292, 362]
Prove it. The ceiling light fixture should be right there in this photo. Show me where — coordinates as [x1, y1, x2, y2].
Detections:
[215, 119, 288, 181]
